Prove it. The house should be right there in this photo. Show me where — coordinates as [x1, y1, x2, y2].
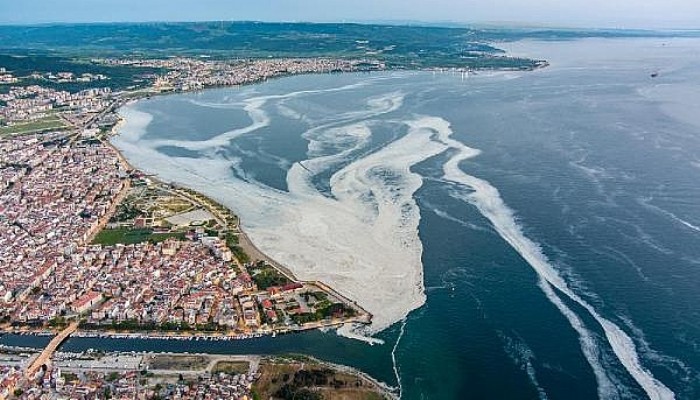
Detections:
[72, 291, 103, 314]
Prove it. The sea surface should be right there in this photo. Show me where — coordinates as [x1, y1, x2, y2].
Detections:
[5, 38, 700, 399]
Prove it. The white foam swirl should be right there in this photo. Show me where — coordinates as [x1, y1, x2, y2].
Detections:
[439, 121, 675, 400]
[114, 92, 435, 334]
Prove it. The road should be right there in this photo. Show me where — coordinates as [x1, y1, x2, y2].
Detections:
[24, 322, 78, 378]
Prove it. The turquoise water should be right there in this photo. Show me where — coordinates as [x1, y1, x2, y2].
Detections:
[6, 38, 700, 399]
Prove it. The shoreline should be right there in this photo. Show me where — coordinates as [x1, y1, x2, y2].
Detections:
[0, 345, 398, 399]
[108, 78, 376, 331]
[2, 59, 549, 400]
[108, 71, 497, 335]
[4, 64, 542, 338]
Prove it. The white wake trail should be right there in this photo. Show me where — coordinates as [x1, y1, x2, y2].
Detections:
[392, 318, 407, 399]
[439, 122, 676, 400]
[116, 93, 675, 398]
[638, 198, 700, 234]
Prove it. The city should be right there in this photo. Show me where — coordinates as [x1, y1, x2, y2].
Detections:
[2, 9, 698, 399]
[0, 55, 377, 399]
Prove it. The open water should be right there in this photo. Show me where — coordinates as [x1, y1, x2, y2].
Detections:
[5, 38, 700, 399]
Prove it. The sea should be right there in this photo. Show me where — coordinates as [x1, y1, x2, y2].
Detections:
[4, 38, 700, 400]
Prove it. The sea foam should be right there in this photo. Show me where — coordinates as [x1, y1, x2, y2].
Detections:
[114, 87, 443, 334]
[114, 79, 676, 399]
[439, 122, 676, 400]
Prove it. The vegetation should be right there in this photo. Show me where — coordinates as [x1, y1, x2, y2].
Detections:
[147, 355, 209, 371]
[252, 263, 292, 290]
[109, 202, 143, 222]
[62, 372, 79, 383]
[292, 302, 356, 325]
[83, 319, 188, 331]
[0, 53, 163, 92]
[212, 360, 250, 374]
[0, 115, 67, 136]
[0, 22, 557, 70]
[79, 318, 230, 332]
[48, 316, 69, 328]
[225, 232, 250, 264]
[106, 371, 120, 382]
[254, 360, 386, 400]
[92, 227, 185, 245]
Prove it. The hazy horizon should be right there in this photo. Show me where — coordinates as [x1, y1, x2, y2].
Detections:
[1, 0, 699, 30]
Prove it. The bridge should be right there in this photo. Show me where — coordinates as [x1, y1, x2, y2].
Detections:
[25, 322, 79, 379]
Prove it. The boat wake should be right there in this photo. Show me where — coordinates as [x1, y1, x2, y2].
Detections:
[638, 197, 700, 234]
[500, 333, 550, 400]
[392, 318, 408, 398]
[115, 79, 676, 399]
[439, 121, 676, 400]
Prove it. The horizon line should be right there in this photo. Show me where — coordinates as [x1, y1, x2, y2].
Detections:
[0, 18, 698, 32]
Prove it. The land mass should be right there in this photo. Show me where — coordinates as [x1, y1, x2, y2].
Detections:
[0, 347, 393, 399]
[0, 21, 550, 71]
[2, 21, 683, 400]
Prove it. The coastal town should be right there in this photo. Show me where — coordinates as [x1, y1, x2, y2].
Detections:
[0, 349, 391, 399]
[95, 57, 384, 92]
[0, 56, 380, 399]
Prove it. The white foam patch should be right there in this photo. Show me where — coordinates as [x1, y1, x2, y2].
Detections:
[113, 90, 446, 335]
[439, 124, 676, 400]
[269, 115, 442, 332]
[147, 81, 370, 151]
[391, 318, 407, 397]
[336, 325, 385, 346]
[427, 205, 491, 234]
[539, 280, 619, 399]
[114, 79, 675, 398]
[117, 106, 153, 142]
[619, 314, 694, 383]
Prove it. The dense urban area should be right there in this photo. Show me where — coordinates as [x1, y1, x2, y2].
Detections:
[0, 56, 384, 399]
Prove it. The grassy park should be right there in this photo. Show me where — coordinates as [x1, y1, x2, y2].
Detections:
[0, 115, 67, 136]
[92, 227, 185, 245]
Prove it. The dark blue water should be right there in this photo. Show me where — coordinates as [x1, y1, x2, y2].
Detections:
[7, 38, 700, 399]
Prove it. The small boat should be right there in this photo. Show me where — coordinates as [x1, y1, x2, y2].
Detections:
[651, 71, 659, 78]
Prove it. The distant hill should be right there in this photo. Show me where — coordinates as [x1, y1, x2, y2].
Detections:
[0, 22, 694, 70]
[0, 21, 528, 69]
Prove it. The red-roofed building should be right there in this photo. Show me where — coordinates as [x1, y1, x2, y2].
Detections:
[72, 290, 103, 314]
[282, 282, 303, 292]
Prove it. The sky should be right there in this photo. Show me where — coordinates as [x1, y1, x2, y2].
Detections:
[1, 0, 699, 29]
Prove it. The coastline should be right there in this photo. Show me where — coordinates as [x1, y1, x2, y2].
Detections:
[1, 55, 553, 400]
[4, 62, 546, 339]
[106, 72, 464, 335]
[106, 70, 384, 331]
[0, 345, 398, 399]
[0, 120, 373, 342]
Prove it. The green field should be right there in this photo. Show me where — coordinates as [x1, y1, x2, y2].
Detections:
[92, 227, 185, 246]
[212, 361, 250, 374]
[0, 115, 67, 136]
